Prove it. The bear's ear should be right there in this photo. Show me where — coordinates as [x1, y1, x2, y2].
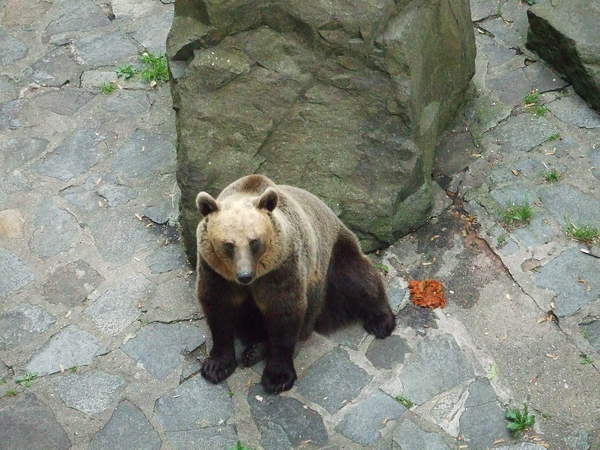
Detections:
[196, 192, 219, 216]
[256, 188, 278, 212]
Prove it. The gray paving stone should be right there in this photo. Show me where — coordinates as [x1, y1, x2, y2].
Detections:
[490, 183, 540, 206]
[535, 248, 600, 317]
[548, 95, 600, 129]
[0, 30, 27, 65]
[493, 444, 547, 450]
[122, 322, 205, 379]
[327, 324, 368, 349]
[57, 370, 126, 414]
[145, 277, 201, 322]
[180, 357, 202, 381]
[0, 393, 71, 450]
[0, 304, 55, 350]
[248, 384, 328, 449]
[45, 0, 110, 35]
[87, 208, 156, 265]
[590, 147, 600, 180]
[366, 335, 410, 369]
[85, 274, 151, 336]
[131, 7, 174, 54]
[0, 360, 8, 379]
[90, 400, 161, 450]
[538, 184, 600, 226]
[397, 334, 474, 405]
[0, 137, 49, 171]
[392, 416, 450, 450]
[459, 378, 510, 450]
[112, 129, 175, 181]
[35, 89, 95, 116]
[0, 248, 34, 298]
[96, 181, 137, 206]
[295, 347, 371, 413]
[580, 320, 600, 352]
[81, 70, 118, 88]
[165, 427, 238, 450]
[27, 47, 82, 87]
[101, 90, 151, 117]
[486, 66, 531, 107]
[0, 99, 23, 130]
[43, 259, 104, 306]
[0, 209, 25, 240]
[142, 199, 177, 225]
[336, 390, 405, 445]
[484, 114, 558, 153]
[31, 128, 106, 181]
[470, 0, 498, 21]
[29, 202, 80, 258]
[397, 303, 438, 335]
[0, 171, 31, 205]
[154, 375, 233, 430]
[146, 244, 186, 273]
[27, 325, 106, 376]
[74, 32, 138, 67]
[511, 213, 559, 248]
[523, 62, 569, 93]
[0, 75, 17, 103]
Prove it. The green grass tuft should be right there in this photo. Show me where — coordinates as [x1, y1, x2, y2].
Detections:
[523, 90, 547, 116]
[5, 389, 17, 397]
[505, 404, 535, 435]
[15, 372, 38, 388]
[116, 64, 137, 80]
[565, 223, 600, 244]
[580, 353, 594, 365]
[395, 395, 414, 409]
[230, 442, 253, 450]
[547, 133, 560, 141]
[100, 82, 116, 94]
[500, 202, 533, 227]
[139, 52, 169, 84]
[543, 169, 560, 183]
[523, 91, 540, 105]
[373, 263, 390, 274]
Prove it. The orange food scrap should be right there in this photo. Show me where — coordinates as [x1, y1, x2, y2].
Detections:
[408, 279, 446, 309]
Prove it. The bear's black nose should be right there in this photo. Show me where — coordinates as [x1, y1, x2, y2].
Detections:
[237, 273, 253, 285]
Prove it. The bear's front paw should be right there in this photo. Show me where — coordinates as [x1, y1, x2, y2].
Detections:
[201, 354, 236, 384]
[241, 342, 267, 367]
[261, 361, 297, 394]
[364, 311, 396, 339]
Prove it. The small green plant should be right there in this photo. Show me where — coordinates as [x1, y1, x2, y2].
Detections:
[139, 52, 169, 84]
[116, 64, 137, 80]
[532, 104, 548, 116]
[69, 367, 78, 373]
[230, 442, 253, 450]
[496, 233, 508, 247]
[5, 389, 17, 397]
[565, 223, 600, 244]
[505, 404, 535, 434]
[15, 372, 38, 388]
[500, 202, 533, 227]
[100, 82, 116, 94]
[395, 395, 414, 409]
[580, 353, 594, 365]
[543, 169, 560, 183]
[523, 91, 540, 105]
[0, 378, 6, 385]
[373, 263, 390, 274]
[523, 90, 547, 116]
[525, 0, 537, 5]
[547, 133, 560, 141]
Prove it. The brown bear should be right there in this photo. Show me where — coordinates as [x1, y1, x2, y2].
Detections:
[195, 174, 395, 394]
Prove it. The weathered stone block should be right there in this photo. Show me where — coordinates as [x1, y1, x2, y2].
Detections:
[167, 0, 476, 258]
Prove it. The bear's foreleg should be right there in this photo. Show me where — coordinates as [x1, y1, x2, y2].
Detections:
[197, 260, 238, 384]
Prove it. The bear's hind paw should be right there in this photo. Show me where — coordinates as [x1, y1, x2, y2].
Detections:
[201, 355, 236, 384]
[261, 362, 297, 394]
[364, 312, 396, 339]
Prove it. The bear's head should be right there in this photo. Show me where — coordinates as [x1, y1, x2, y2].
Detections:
[196, 188, 279, 285]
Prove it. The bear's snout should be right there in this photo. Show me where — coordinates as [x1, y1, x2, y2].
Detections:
[236, 272, 253, 285]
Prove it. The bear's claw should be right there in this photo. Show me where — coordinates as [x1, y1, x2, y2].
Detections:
[261, 362, 297, 394]
[364, 312, 396, 339]
[201, 354, 236, 384]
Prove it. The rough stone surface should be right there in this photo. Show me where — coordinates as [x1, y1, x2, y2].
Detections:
[45, 0, 111, 36]
[295, 347, 371, 413]
[0, 248, 34, 298]
[397, 334, 474, 405]
[164, 427, 238, 450]
[168, 0, 476, 256]
[0, 30, 28, 65]
[154, 375, 233, 430]
[393, 416, 450, 450]
[535, 248, 600, 317]
[366, 335, 410, 369]
[31, 128, 106, 181]
[35, 89, 95, 116]
[73, 32, 138, 67]
[89, 400, 161, 450]
[548, 95, 600, 129]
[527, 0, 600, 111]
[483, 114, 558, 153]
[146, 244, 186, 273]
[43, 260, 104, 306]
[336, 390, 406, 445]
[0, 137, 48, 172]
[459, 379, 510, 450]
[581, 320, 600, 352]
[27, 47, 82, 87]
[0, 394, 71, 450]
[85, 274, 150, 336]
[248, 384, 328, 449]
[27, 325, 106, 375]
[0, 304, 55, 350]
[0, 75, 17, 103]
[122, 322, 205, 379]
[57, 370, 126, 414]
[538, 183, 600, 226]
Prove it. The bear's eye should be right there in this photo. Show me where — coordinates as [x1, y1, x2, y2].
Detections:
[249, 239, 261, 253]
[222, 242, 234, 257]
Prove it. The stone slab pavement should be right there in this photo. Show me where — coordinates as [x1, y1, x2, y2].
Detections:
[1, 0, 599, 449]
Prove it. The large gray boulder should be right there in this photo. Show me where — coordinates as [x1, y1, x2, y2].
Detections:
[167, 0, 475, 258]
[527, 0, 600, 111]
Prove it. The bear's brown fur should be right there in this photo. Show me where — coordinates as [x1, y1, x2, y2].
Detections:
[196, 174, 395, 393]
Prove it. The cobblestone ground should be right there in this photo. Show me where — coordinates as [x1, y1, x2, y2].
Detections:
[1, 0, 599, 449]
